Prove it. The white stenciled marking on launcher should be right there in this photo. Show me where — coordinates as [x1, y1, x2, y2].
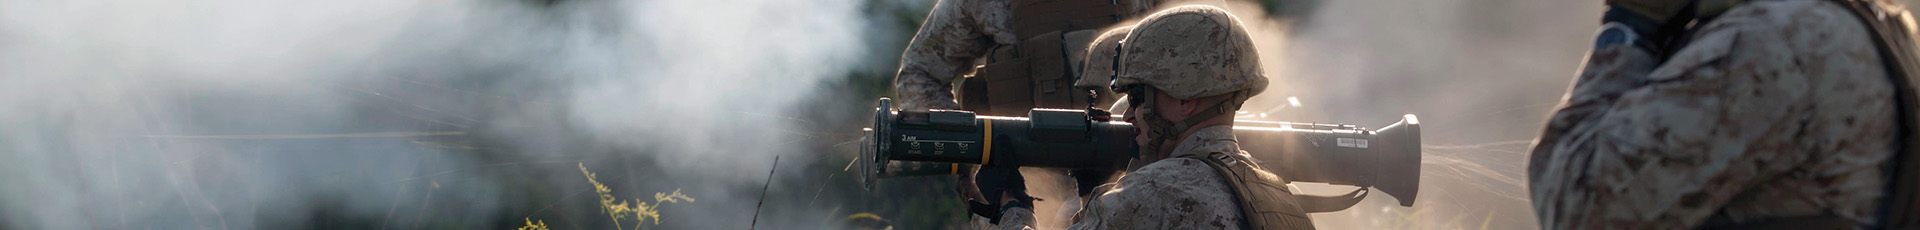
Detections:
[1336, 138, 1369, 148]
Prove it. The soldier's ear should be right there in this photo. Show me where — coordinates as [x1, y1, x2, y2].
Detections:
[1177, 98, 1203, 115]
[1158, 92, 1203, 120]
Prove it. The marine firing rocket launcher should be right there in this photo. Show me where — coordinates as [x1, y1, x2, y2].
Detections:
[858, 98, 1423, 207]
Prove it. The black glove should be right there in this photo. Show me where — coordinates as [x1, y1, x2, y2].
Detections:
[969, 164, 1034, 224]
[1070, 168, 1117, 197]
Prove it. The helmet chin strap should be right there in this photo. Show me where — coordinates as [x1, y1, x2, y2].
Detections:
[1134, 89, 1245, 163]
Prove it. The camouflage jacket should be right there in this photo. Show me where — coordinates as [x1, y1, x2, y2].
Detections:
[1528, 0, 1898, 228]
[891, 0, 1186, 111]
[995, 126, 1248, 230]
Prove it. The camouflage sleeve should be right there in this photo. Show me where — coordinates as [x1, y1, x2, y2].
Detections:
[1528, 1, 1895, 228]
[1063, 158, 1243, 229]
[992, 207, 1038, 230]
[893, 0, 1016, 111]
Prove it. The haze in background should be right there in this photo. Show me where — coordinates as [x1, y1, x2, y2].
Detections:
[1231, 0, 1591, 228]
[0, 0, 873, 228]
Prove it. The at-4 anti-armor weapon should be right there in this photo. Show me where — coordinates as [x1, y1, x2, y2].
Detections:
[858, 98, 1423, 207]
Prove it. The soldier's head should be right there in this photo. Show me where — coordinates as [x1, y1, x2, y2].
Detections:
[1109, 5, 1265, 158]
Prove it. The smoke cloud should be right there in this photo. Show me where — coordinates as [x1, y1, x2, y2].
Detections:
[0, 0, 872, 228]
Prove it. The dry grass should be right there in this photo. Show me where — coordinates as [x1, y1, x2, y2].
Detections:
[567, 163, 696, 230]
[517, 218, 550, 230]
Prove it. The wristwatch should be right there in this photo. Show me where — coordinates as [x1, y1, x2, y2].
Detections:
[1594, 22, 1641, 49]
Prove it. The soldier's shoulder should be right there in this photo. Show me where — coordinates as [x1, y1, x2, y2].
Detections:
[1712, 0, 1872, 39]
[1114, 158, 1235, 199]
[1130, 158, 1223, 181]
[1088, 158, 1244, 229]
[1664, 0, 1877, 74]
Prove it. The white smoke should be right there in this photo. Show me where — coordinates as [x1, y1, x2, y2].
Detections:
[0, 0, 871, 228]
[564, 0, 867, 192]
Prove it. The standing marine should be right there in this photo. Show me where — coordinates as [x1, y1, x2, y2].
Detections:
[1528, 0, 1920, 228]
[976, 5, 1315, 230]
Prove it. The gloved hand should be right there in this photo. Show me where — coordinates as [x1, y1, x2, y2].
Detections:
[969, 164, 1034, 224]
[954, 165, 988, 213]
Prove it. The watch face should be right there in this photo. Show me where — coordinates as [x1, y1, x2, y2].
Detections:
[1594, 23, 1639, 49]
[1595, 27, 1634, 48]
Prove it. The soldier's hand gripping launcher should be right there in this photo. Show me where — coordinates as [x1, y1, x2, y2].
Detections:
[859, 98, 1424, 206]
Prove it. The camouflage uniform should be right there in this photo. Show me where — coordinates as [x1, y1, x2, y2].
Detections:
[1528, 0, 1898, 228]
[891, 0, 1186, 111]
[993, 6, 1270, 230]
[994, 126, 1250, 230]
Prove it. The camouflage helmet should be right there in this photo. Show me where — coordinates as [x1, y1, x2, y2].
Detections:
[1074, 25, 1134, 90]
[1111, 5, 1266, 100]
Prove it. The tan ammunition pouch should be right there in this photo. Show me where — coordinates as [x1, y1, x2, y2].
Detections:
[1702, 0, 1920, 229]
[956, 0, 1131, 116]
[1187, 152, 1317, 230]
